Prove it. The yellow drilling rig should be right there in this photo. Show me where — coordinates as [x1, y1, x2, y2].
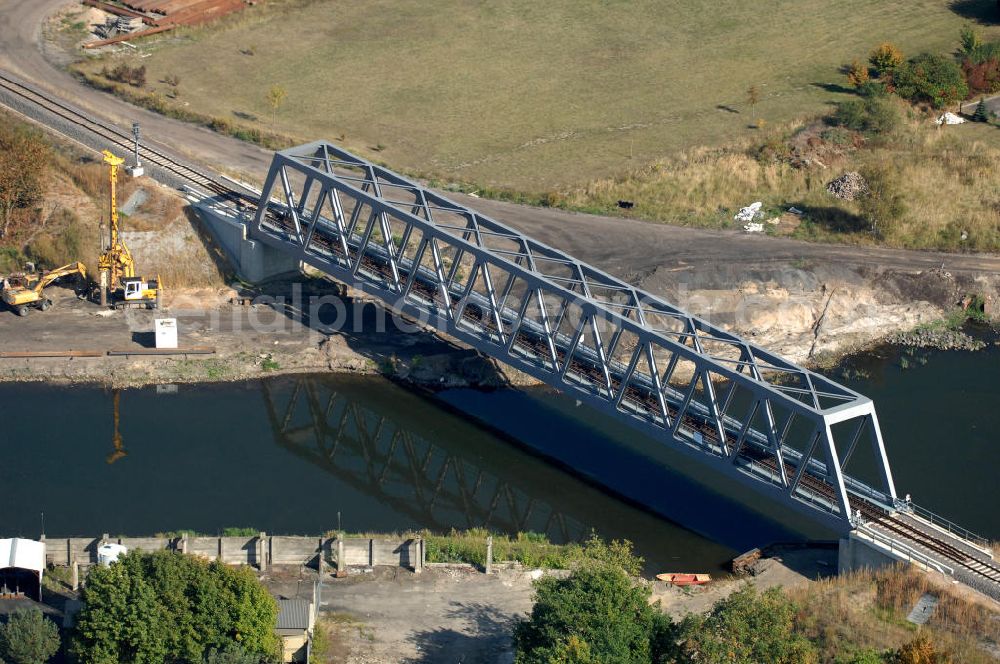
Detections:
[97, 150, 162, 309]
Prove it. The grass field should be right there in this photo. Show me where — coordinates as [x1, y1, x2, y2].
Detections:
[74, 0, 1000, 191]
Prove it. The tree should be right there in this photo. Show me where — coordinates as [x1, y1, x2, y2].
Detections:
[858, 163, 906, 238]
[0, 123, 49, 241]
[266, 85, 287, 127]
[72, 551, 280, 664]
[869, 42, 904, 77]
[892, 53, 969, 108]
[513, 564, 671, 664]
[746, 85, 760, 120]
[0, 609, 60, 664]
[847, 59, 871, 88]
[960, 26, 982, 58]
[673, 585, 817, 664]
[973, 96, 990, 122]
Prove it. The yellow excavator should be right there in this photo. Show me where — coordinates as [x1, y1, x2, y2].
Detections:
[97, 150, 162, 309]
[1, 262, 88, 317]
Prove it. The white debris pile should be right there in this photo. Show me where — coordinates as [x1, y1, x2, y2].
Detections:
[826, 171, 869, 201]
[935, 112, 966, 125]
[743, 222, 765, 233]
[734, 201, 763, 223]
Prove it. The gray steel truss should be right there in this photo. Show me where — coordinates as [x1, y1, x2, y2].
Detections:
[249, 141, 898, 532]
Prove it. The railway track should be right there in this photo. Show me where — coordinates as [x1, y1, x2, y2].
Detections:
[0, 69, 254, 206]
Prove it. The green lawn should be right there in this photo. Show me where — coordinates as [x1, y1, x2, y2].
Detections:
[78, 0, 1000, 190]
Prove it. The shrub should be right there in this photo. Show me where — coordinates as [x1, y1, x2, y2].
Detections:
[512, 564, 669, 664]
[847, 59, 871, 88]
[869, 42, 904, 76]
[103, 63, 147, 87]
[893, 634, 952, 664]
[893, 54, 968, 108]
[832, 97, 899, 134]
[961, 57, 1000, 95]
[673, 585, 818, 664]
[0, 609, 61, 664]
[857, 80, 889, 98]
[960, 26, 982, 58]
[858, 163, 906, 238]
[203, 644, 262, 664]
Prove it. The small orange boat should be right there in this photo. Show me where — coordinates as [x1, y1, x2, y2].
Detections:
[656, 573, 711, 586]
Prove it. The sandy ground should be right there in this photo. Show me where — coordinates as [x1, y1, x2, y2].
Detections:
[261, 547, 837, 664]
[0, 281, 529, 388]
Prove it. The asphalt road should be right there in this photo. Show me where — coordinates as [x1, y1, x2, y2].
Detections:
[2, 0, 1000, 281]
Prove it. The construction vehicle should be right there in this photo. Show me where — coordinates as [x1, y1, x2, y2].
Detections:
[1, 262, 88, 316]
[96, 149, 162, 309]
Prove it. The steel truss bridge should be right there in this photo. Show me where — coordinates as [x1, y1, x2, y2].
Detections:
[248, 141, 899, 533]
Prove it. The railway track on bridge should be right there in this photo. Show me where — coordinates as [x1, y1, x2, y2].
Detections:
[0, 69, 253, 206]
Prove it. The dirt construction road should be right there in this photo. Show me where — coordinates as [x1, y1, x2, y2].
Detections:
[3, 0, 1000, 282]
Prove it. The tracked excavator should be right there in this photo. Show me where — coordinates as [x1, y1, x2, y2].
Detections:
[1, 262, 88, 316]
[97, 150, 162, 309]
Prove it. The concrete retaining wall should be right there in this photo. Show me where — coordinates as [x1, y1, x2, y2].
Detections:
[41, 534, 423, 571]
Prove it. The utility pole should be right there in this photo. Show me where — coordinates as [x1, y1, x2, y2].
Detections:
[129, 122, 144, 177]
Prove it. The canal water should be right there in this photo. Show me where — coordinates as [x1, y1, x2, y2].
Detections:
[1, 327, 997, 571]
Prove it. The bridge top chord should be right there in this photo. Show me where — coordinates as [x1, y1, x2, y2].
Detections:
[275, 140, 867, 419]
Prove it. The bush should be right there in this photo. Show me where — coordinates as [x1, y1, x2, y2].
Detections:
[0, 609, 61, 664]
[961, 57, 1000, 95]
[832, 97, 899, 134]
[857, 80, 889, 98]
[858, 163, 906, 238]
[893, 634, 952, 664]
[103, 63, 147, 87]
[513, 564, 669, 664]
[893, 53, 968, 108]
[673, 585, 818, 664]
[203, 644, 263, 664]
[869, 42, 904, 76]
[847, 59, 871, 88]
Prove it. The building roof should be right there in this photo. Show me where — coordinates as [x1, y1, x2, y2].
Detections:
[0, 539, 45, 574]
[276, 599, 312, 631]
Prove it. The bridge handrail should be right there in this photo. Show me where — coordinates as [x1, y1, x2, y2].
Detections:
[855, 522, 955, 576]
[898, 501, 989, 549]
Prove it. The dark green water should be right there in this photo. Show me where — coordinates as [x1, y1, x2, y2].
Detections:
[1, 330, 996, 570]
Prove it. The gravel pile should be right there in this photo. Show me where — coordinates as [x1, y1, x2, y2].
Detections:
[884, 327, 986, 351]
[826, 171, 869, 201]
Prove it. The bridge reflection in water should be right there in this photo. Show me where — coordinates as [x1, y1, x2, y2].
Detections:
[259, 375, 741, 570]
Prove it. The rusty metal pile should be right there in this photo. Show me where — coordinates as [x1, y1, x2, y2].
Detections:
[82, 0, 248, 48]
